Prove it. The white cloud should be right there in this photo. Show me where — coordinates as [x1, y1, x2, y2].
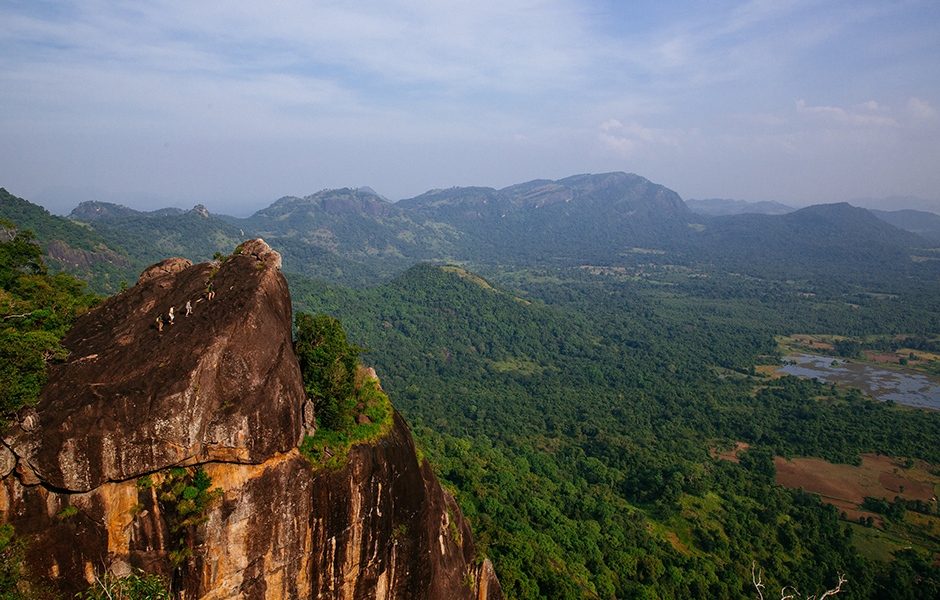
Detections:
[0, 0, 608, 144]
[795, 99, 899, 128]
[1, 1, 938, 211]
[596, 119, 692, 157]
[906, 97, 938, 122]
[52, 0, 596, 93]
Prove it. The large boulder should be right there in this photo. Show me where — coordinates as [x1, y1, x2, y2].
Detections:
[5, 239, 304, 492]
[0, 240, 504, 600]
[306, 411, 501, 600]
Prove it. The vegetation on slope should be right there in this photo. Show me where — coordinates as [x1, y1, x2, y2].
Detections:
[6, 179, 940, 598]
[0, 189, 133, 294]
[290, 263, 940, 599]
[294, 311, 394, 470]
[0, 219, 99, 421]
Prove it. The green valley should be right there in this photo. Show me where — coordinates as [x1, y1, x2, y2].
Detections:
[4, 172, 940, 598]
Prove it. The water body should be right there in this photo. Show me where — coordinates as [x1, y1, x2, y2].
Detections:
[777, 353, 940, 411]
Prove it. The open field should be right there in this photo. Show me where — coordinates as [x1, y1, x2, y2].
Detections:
[774, 453, 938, 530]
[715, 447, 940, 543]
[774, 453, 937, 506]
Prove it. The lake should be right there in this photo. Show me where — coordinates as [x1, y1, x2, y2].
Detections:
[777, 353, 940, 411]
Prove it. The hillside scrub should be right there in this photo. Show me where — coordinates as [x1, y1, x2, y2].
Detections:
[294, 312, 394, 469]
[0, 220, 99, 420]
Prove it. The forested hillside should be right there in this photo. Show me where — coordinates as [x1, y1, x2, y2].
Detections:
[0, 218, 99, 421]
[289, 264, 940, 599]
[0, 189, 133, 294]
[690, 203, 937, 287]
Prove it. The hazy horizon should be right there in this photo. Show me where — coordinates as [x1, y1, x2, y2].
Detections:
[2, 1, 938, 217]
[21, 179, 939, 220]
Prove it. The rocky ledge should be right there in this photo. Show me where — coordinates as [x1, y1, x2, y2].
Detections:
[0, 240, 503, 600]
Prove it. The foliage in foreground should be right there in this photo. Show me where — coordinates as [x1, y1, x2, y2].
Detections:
[136, 467, 222, 568]
[0, 524, 58, 599]
[0, 220, 100, 423]
[299, 369, 394, 470]
[294, 312, 393, 469]
[76, 570, 171, 600]
[294, 312, 366, 431]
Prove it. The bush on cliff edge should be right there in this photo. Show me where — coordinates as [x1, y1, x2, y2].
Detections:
[294, 312, 365, 431]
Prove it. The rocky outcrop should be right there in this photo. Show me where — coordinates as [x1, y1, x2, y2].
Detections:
[306, 411, 501, 600]
[0, 240, 502, 600]
[5, 239, 303, 492]
[45, 239, 131, 270]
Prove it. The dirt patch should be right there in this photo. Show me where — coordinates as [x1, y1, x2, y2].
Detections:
[775, 457, 875, 504]
[861, 350, 930, 366]
[755, 365, 785, 378]
[664, 531, 692, 555]
[790, 336, 835, 350]
[864, 351, 902, 364]
[879, 473, 935, 501]
[709, 441, 750, 463]
[774, 453, 938, 508]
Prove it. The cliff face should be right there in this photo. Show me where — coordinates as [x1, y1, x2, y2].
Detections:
[0, 240, 503, 600]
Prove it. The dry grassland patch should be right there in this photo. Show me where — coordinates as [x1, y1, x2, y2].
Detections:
[774, 453, 937, 507]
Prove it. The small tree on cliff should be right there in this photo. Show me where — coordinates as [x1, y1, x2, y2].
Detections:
[294, 312, 365, 431]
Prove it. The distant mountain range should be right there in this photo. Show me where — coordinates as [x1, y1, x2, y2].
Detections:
[69, 201, 186, 220]
[2, 173, 939, 295]
[685, 198, 795, 216]
[850, 195, 940, 214]
[687, 197, 940, 245]
[692, 203, 933, 284]
[870, 209, 940, 243]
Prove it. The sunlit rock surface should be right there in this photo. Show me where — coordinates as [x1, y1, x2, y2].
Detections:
[7, 239, 303, 492]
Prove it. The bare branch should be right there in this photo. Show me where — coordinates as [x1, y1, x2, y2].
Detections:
[2, 312, 33, 320]
[753, 563, 764, 600]
[812, 573, 848, 600]
[780, 588, 800, 600]
[753, 563, 847, 600]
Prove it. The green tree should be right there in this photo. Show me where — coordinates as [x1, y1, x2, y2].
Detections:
[0, 221, 46, 289]
[0, 329, 64, 416]
[294, 313, 365, 431]
[0, 524, 27, 600]
[0, 221, 98, 420]
[0, 524, 57, 600]
[76, 569, 171, 600]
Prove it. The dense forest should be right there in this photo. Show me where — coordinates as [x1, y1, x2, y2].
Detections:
[289, 263, 940, 599]
[0, 219, 99, 420]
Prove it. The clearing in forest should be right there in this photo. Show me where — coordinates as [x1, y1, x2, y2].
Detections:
[774, 453, 938, 525]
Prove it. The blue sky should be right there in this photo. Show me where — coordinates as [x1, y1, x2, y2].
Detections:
[1, 0, 938, 215]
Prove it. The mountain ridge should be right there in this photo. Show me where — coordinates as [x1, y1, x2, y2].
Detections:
[4, 172, 934, 294]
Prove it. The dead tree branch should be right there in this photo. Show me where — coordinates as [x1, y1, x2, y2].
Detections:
[753, 562, 846, 600]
